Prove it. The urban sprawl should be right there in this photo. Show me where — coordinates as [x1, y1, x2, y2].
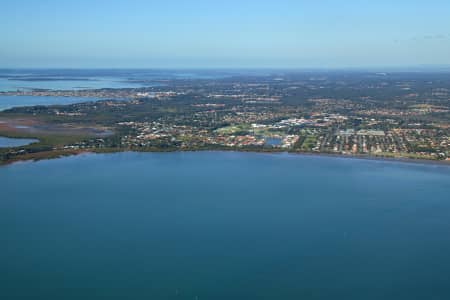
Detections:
[0, 71, 449, 164]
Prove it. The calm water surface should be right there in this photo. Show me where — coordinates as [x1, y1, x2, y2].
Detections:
[1, 152, 449, 299]
[0, 77, 147, 92]
[0, 95, 104, 111]
[0, 69, 229, 92]
[0, 136, 38, 147]
[265, 137, 283, 146]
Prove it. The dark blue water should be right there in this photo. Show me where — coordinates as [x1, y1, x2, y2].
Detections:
[0, 136, 38, 147]
[1, 152, 449, 300]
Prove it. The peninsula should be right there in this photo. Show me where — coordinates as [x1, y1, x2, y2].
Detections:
[1, 71, 449, 165]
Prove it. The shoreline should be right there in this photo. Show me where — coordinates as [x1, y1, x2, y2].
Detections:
[1, 147, 449, 168]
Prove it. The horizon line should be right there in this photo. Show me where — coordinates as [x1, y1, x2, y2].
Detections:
[1, 65, 450, 71]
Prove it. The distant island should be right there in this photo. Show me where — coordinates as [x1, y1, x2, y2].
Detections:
[0, 71, 449, 165]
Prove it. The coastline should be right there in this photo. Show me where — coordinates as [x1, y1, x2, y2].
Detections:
[1, 147, 449, 168]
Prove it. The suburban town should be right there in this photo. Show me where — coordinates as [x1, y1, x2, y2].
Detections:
[0, 71, 449, 163]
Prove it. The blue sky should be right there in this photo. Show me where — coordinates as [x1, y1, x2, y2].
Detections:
[1, 0, 450, 68]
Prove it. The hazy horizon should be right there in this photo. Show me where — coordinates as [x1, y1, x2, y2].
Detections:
[2, 65, 450, 73]
[2, 0, 450, 69]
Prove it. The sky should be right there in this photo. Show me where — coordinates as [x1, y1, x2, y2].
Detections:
[1, 0, 450, 69]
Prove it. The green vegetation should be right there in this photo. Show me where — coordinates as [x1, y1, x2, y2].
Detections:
[0, 71, 449, 165]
